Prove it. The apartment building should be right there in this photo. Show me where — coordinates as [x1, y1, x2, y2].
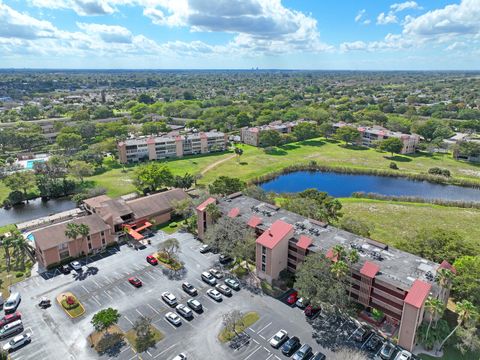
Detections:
[32, 189, 188, 268]
[241, 120, 315, 146]
[333, 122, 420, 154]
[196, 193, 454, 352]
[117, 131, 227, 164]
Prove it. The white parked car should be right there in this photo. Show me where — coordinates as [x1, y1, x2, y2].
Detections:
[176, 304, 193, 319]
[215, 284, 232, 297]
[165, 312, 182, 326]
[171, 353, 187, 360]
[295, 297, 308, 308]
[206, 289, 222, 301]
[394, 350, 413, 360]
[209, 268, 223, 279]
[69, 261, 82, 271]
[269, 329, 288, 349]
[161, 292, 178, 307]
[3, 333, 31, 352]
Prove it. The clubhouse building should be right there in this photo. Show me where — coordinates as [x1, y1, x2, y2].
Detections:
[196, 193, 455, 352]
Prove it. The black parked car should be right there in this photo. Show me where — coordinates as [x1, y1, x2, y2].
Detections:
[182, 282, 198, 296]
[312, 352, 326, 360]
[281, 336, 301, 356]
[219, 254, 233, 264]
[354, 327, 371, 342]
[365, 334, 383, 352]
[60, 265, 71, 274]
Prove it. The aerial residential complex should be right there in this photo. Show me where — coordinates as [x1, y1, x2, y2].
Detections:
[196, 193, 455, 352]
[333, 122, 420, 154]
[117, 131, 227, 163]
[32, 189, 188, 269]
[240, 120, 315, 146]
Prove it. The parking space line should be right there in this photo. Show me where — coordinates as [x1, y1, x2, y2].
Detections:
[147, 303, 160, 315]
[347, 325, 361, 341]
[145, 272, 156, 280]
[81, 285, 90, 293]
[92, 279, 101, 287]
[257, 322, 272, 335]
[164, 319, 178, 330]
[244, 345, 262, 360]
[263, 347, 271, 353]
[104, 291, 113, 300]
[265, 354, 273, 360]
[135, 308, 144, 317]
[124, 315, 134, 326]
[92, 296, 102, 306]
[361, 332, 375, 350]
[120, 345, 132, 354]
[153, 342, 179, 359]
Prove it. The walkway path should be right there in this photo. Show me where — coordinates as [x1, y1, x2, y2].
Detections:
[200, 154, 236, 175]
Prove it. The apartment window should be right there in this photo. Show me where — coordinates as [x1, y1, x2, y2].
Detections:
[58, 243, 70, 260]
[261, 246, 266, 255]
[88, 242, 92, 251]
[102, 238, 106, 246]
[87, 235, 91, 241]
[101, 231, 105, 236]
[261, 263, 266, 272]
[260, 246, 267, 272]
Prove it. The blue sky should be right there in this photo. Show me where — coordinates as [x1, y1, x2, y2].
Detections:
[0, 0, 478, 69]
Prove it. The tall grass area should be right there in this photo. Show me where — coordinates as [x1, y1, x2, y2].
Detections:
[339, 198, 480, 250]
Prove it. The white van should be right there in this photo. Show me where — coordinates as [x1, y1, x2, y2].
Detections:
[4, 293, 21, 314]
[0, 319, 23, 339]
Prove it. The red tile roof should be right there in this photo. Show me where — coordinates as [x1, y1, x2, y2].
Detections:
[360, 261, 380, 279]
[404, 279, 431, 309]
[438, 260, 457, 274]
[196, 197, 216, 212]
[256, 220, 293, 250]
[228, 207, 240, 218]
[247, 215, 262, 228]
[297, 235, 312, 250]
[325, 248, 338, 262]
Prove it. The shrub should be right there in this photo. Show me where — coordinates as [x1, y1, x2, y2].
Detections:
[428, 167, 451, 177]
[62, 295, 79, 310]
[15, 272, 23, 278]
[389, 162, 398, 170]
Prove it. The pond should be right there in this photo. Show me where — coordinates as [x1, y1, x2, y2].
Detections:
[260, 171, 480, 202]
[0, 198, 77, 227]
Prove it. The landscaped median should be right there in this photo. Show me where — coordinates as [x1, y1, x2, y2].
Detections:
[125, 325, 164, 352]
[154, 251, 183, 271]
[56, 292, 85, 318]
[218, 311, 260, 343]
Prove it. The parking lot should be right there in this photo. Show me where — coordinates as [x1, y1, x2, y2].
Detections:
[3, 230, 332, 360]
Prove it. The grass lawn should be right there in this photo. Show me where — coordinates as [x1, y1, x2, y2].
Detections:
[199, 139, 480, 185]
[154, 219, 181, 234]
[88, 325, 124, 350]
[218, 311, 260, 343]
[0, 247, 32, 298]
[419, 345, 479, 360]
[124, 325, 164, 352]
[0, 183, 9, 204]
[338, 198, 480, 250]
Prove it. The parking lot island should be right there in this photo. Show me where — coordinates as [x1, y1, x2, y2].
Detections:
[57, 292, 85, 318]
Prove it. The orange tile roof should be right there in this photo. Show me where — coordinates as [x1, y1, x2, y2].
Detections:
[360, 261, 380, 279]
[196, 197, 216, 211]
[247, 215, 262, 228]
[256, 220, 293, 250]
[228, 207, 240, 218]
[438, 260, 456, 274]
[404, 279, 431, 309]
[297, 235, 312, 250]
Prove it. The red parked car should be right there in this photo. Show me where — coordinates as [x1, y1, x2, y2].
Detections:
[128, 277, 142, 287]
[146, 255, 158, 265]
[0, 312, 21, 328]
[304, 305, 321, 319]
[287, 291, 298, 305]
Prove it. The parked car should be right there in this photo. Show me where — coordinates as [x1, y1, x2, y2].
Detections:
[0, 312, 21, 328]
[186, 299, 203, 312]
[304, 305, 321, 319]
[199, 244, 210, 253]
[128, 277, 142, 287]
[2, 333, 31, 352]
[69, 261, 82, 271]
[206, 289, 222, 301]
[224, 278, 240, 290]
[269, 329, 288, 349]
[380, 342, 397, 360]
[161, 292, 178, 307]
[295, 297, 308, 308]
[394, 350, 412, 360]
[176, 304, 193, 319]
[281, 336, 301, 356]
[312, 352, 326, 360]
[182, 282, 198, 296]
[60, 265, 71, 274]
[215, 284, 232, 297]
[354, 327, 371, 342]
[209, 268, 223, 279]
[201, 272, 217, 286]
[365, 334, 383, 352]
[287, 292, 298, 305]
[0, 320, 23, 339]
[165, 312, 181, 326]
[172, 353, 187, 360]
[146, 255, 158, 265]
[292, 344, 313, 360]
[219, 254, 233, 264]
[4, 293, 21, 315]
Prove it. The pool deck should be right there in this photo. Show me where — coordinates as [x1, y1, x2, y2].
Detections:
[17, 208, 84, 232]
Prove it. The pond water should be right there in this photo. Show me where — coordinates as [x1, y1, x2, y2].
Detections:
[0, 198, 77, 227]
[260, 171, 480, 202]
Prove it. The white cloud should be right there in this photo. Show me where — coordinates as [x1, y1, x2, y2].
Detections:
[355, 9, 366, 22]
[377, 12, 398, 25]
[76, 22, 133, 43]
[390, 1, 420, 13]
[29, 0, 116, 16]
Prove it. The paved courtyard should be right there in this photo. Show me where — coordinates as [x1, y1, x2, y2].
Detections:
[3, 231, 332, 360]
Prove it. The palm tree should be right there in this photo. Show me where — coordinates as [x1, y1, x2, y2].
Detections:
[77, 224, 91, 267]
[424, 297, 445, 342]
[11, 233, 27, 271]
[346, 249, 359, 298]
[438, 300, 477, 353]
[65, 223, 79, 259]
[436, 268, 454, 303]
[331, 260, 349, 280]
[332, 244, 347, 262]
[2, 236, 12, 272]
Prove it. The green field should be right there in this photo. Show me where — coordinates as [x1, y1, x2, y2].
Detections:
[339, 198, 480, 249]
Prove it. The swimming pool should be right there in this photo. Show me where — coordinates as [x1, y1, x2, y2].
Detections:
[26, 159, 46, 169]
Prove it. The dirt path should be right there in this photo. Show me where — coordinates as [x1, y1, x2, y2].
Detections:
[200, 154, 236, 175]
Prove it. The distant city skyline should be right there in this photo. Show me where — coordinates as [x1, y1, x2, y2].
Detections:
[0, 0, 479, 70]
